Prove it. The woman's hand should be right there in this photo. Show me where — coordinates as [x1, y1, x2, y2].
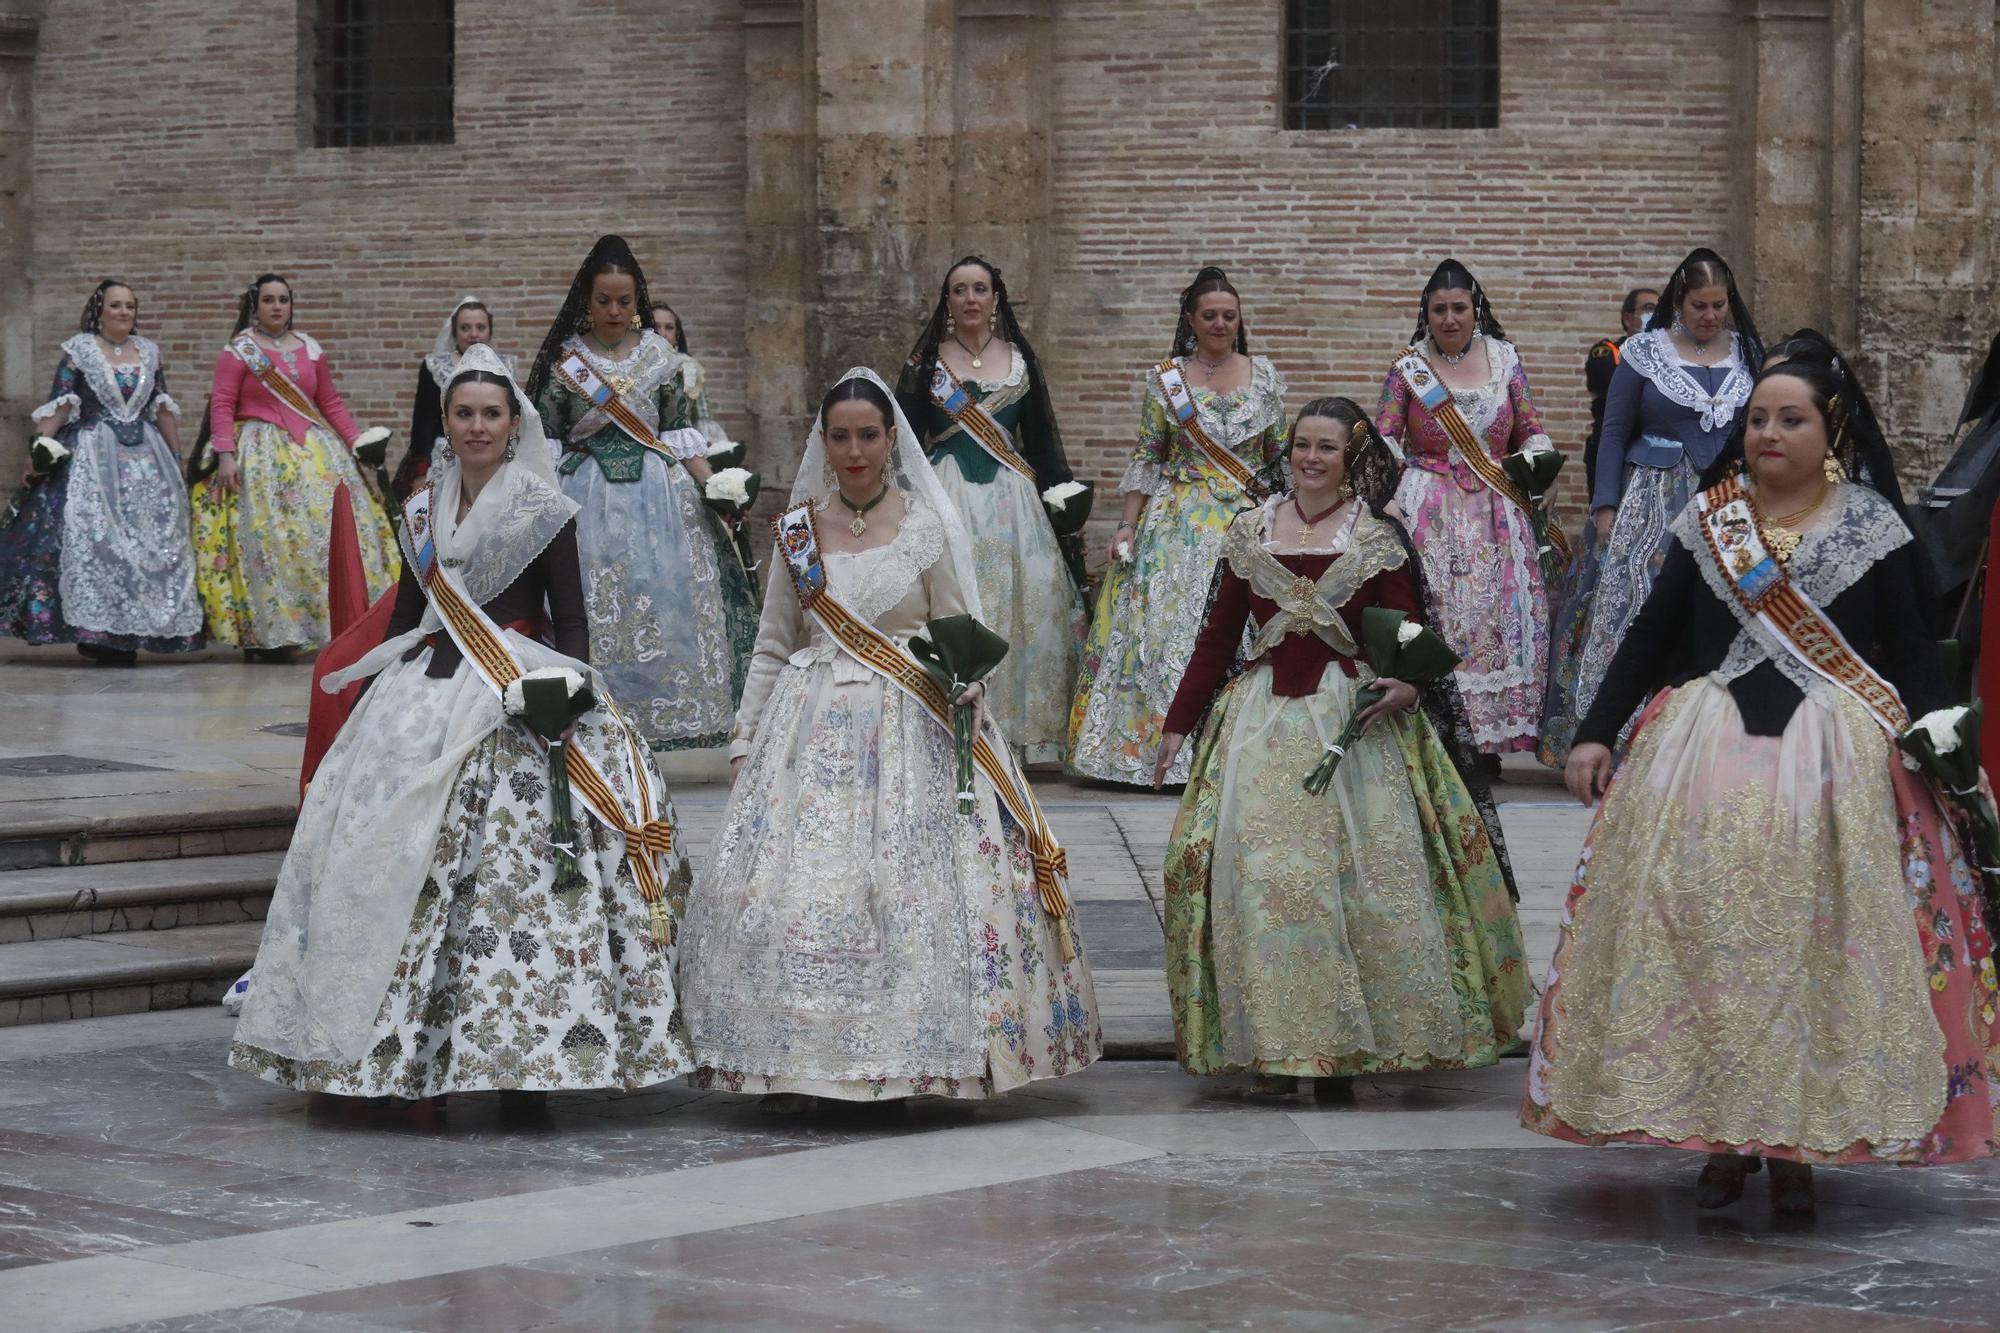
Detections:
[729, 755, 745, 786]
[1153, 732, 1185, 788]
[1566, 742, 1614, 806]
[1356, 678, 1419, 727]
[1109, 522, 1136, 564]
[956, 680, 988, 741]
[682, 455, 714, 486]
[1594, 506, 1614, 543]
[558, 721, 579, 744]
[216, 453, 243, 493]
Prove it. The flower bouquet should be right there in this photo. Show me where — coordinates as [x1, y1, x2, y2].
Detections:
[1041, 480, 1095, 536]
[703, 466, 762, 594]
[350, 426, 397, 512]
[1303, 607, 1462, 795]
[1900, 704, 2000, 906]
[28, 435, 68, 476]
[909, 615, 1010, 813]
[704, 439, 746, 472]
[1501, 437, 1565, 582]
[504, 667, 598, 884]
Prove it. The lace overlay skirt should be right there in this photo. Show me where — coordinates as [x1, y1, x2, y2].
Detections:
[1164, 664, 1529, 1076]
[1524, 680, 2000, 1163]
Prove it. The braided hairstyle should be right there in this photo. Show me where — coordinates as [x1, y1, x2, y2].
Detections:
[1170, 265, 1250, 359]
[1645, 247, 1764, 366]
[649, 302, 689, 353]
[894, 254, 1076, 492]
[79, 279, 137, 335]
[526, 235, 654, 402]
[232, 273, 294, 336]
[1289, 396, 1403, 512]
[1412, 258, 1506, 344]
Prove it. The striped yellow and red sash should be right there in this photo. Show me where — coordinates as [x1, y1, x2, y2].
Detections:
[402, 485, 680, 943]
[1690, 477, 1908, 734]
[228, 333, 339, 439]
[553, 351, 676, 462]
[1154, 359, 1270, 502]
[772, 499, 1079, 960]
[1392, 348, 1572, 566]
[925, 360, 1036, 483]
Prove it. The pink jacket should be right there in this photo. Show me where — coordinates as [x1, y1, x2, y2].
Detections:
[208, 334, 360, 449]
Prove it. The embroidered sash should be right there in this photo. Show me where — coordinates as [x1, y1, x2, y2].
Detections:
[1689, 477, 1908, 734]
[401, 486, 681, 943]
[1154, 359, 1270, 502]
[927, 361, 1036, 483]
[1225, 507, 1409, 661]
[228, 333, 338, 439]
[771, 499, 1080, 959]
[1392, 348, 1572, 564]
[553, 352, 674, 460]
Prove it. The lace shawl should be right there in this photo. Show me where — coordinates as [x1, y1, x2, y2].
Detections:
[1622, 329, 1753, 433]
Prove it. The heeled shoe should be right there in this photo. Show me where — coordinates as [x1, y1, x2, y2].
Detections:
[1767, 1159, 1816, 1216]
[76, 643, 137, 666]
[1248, 1073, 1300, 1096]
[1694, 1152, 1760, 1208]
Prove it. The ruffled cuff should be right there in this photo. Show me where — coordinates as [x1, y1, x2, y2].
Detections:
[727, 734, 754, 761]
[148, 393, 184, 421]
[31, 393, 80, 425]
[1119, 457, 1165, 497]
[659, 426, 709, 461]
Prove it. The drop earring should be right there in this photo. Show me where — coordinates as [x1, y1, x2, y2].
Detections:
[1823, 454, 1843, 483]
[822, 459, 837, 491]
[505, 437, 518, 461]
[629, 313, 642, 330]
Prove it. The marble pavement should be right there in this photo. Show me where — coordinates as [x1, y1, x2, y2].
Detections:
[3, 644, 1997, 1330]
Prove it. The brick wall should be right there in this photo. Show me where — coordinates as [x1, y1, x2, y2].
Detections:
[25, 1, 751, 474]
[1041, 0, 1740, 524]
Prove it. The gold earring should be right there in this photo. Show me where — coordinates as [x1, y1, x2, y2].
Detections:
[1823, 454, 1844, 483]
[575, 312, 591, 333]
[630, 313, 642, 330]
[822, 460, 836, 490]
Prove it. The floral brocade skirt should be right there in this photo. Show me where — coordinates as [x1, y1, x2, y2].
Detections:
[1523, 680, 2000, 1164]
[190, 421, 399, 649]
[1163, 664, 1529, 1077]
[1391, 464, 1549, 755]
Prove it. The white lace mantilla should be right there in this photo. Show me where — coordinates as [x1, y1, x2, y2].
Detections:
[1623, 329, 1752, 433]
[60, 332, 159, 425]
[426, 348, 519, 391]
[1675, 483, 1912, 693]
[398, 471, 579, 609]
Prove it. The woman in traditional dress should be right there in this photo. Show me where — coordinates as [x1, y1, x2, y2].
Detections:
[527, 236, 756, 751]
[393, 296, 515, 501]
[896, 255, 1086, 765]
[678, 369, 1101, 1109]
[649, 300, 739, 458]
[1539, 248, 1762, 764]
[188, 273, 400, 661]
[1154, 398, 1528, 1095]
[230, 344, 691, 1113]
[1068, 266, 1287, 786]
[0, 280, 203, 663]
[1523, 356, 2000, 1215]
[1373, 259, 1559, 766]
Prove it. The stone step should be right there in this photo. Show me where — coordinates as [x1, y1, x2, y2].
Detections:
[0, 851, 284, 943]
[0, 920, 262, 1026]
[0, 791, 296, 871]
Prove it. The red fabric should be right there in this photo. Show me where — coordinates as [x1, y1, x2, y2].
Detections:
[301, 485, 388, 801]
[1162, 551, 1421, 736]
[1983, 498, 2000, 769]
[208, 340, 361, 449]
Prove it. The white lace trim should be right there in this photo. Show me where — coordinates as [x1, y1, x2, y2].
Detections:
[560, 332, 688, 442]
[149, 392, 182, 421]
[59, 333, 161, 426]
[31, 392, 80, 424]
[1141, 354, 1288, 448]
[427, 347, 518, 390]
[841, 500, 947, 624]
[1676, 484, 1912, 690]
[1622, 329, 1752, 433]
[1119, 456, 1165, 497]
[968, 347, 1028, 392]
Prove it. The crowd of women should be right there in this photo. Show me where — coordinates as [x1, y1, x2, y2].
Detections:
[4, 236, 1995, 1218]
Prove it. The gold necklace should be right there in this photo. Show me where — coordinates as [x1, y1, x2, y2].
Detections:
[840, 481, 891, 537]
[1292, 495, 1344, 542]
[1761, 482, 1833, 564]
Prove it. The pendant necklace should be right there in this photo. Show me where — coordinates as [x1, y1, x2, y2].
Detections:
[1293, 495, 1345, 543]
[841, 480, 892, 537]
[1194, 351, 1230, 380]
[1761, 483, 1831, 564]
[952, 331, 994, 371]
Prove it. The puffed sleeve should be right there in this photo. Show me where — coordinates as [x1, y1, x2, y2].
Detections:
[1373, 367, 1410, 453]
[1591, 360, 1645, 512]
[309, 348, 363, 445]
[1119, 374, 1170, 497]
[208, 349, 246, 451]
[728, 548, 808, 760]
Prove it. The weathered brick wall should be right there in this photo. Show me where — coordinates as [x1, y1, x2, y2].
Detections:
[1039, 0, 1741, 528]
[24, 1, 751, 476]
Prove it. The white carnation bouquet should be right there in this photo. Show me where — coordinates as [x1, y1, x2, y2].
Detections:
[703, 466, 763, 593]
[28, 435, 68, 475]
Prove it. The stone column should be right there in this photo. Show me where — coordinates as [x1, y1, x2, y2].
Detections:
[0, 6, 39, 479]
[742, 0, 815, 494]
[952, 0, 1054, 322]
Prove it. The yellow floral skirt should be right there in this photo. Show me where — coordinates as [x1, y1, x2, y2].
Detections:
[190, 421, 399, 649]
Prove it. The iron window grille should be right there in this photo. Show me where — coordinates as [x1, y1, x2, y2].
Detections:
[311, 0, 454, 148]
[1283, 0, 1499, 131]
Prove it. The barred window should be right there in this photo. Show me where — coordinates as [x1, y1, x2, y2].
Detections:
[311, 0, 455, 148]
[1283, 0, 1499, 131]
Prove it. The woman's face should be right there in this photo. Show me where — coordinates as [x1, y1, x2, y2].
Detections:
[588, 271, 637, 341]
[651, 307, 680, 344]
[453, 307, 491, 353]
[445, 381, 516, 473]
[1679, 283, 1730, 343]
[823, 398, 891, 493]
[1289, 416, 1350, 497]
[1743, 373, 1829, 494]
[256, 282, 291, 336]
[1426, 287, 1475, 354]
[947, 264, 995, 335]
[1190, 291, 1240, 355]
[98, 286, 137, 342]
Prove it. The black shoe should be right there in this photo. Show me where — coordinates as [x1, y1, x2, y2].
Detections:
[1695, 1152, 1760, 1208]
[498, 1089, 553, 1129]
[76, 643, 137, 667]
